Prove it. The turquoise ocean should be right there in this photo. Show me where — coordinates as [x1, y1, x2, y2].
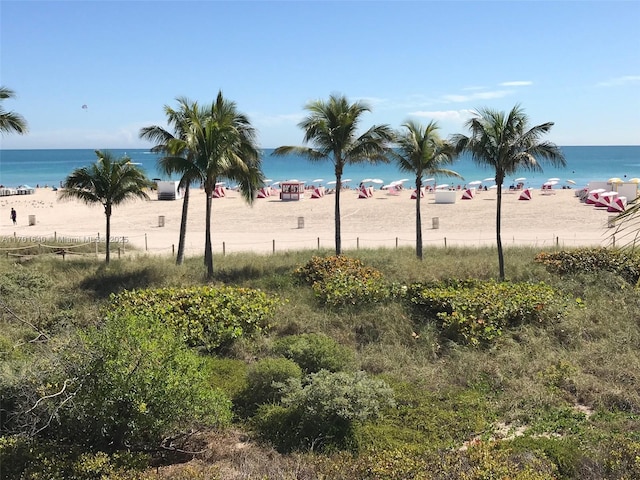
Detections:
[0, 146, 639, 190]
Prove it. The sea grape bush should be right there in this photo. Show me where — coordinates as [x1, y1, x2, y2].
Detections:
[294, 255, 381, 285]
[535, 248, 640, 285]
[271, 333, 354, 374]
[294, 255, 390, 307]
[407, 280, 564, 346]
[107, 286, 278, 351]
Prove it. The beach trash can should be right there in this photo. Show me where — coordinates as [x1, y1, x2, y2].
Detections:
[28, 215, 36, 226]
[158, 215, 165, 227]
[432, 217, 439, 229]
[298, 216, 304, 229]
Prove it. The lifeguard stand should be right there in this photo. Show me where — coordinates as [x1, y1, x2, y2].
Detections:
[280, 180, 305, 201]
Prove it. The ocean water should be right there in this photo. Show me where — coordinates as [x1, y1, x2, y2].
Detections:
[0, 146, 639, 190]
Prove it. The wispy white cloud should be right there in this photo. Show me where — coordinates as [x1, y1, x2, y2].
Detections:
[251, 112, 305, 127]
[499, 81, 533, 87]
[408, 109, 474, 122]
[442, 90, 512, 103]
[597, 75, 640, 87]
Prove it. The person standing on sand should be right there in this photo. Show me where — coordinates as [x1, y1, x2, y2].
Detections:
[10, 208, 17, 225]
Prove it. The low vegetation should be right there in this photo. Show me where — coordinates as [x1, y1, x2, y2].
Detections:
[1, 245, 639, 479]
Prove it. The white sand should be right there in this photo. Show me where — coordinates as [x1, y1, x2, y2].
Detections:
[0, 186, 620, 257]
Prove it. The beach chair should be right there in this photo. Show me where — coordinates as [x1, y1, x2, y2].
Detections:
[410, 188, 425, 199]
[461, 188, 474, 200]
[212, 186, 226, 198]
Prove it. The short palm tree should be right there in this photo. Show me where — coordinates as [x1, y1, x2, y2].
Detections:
[139, 97, 200, 265]
[59, 150, 151, 264]
[164, 92, 263, 279]
[273, 94, 393, 255]
[392, 120, 461, 260]
[451, 105, 565, 280]
[0, 87, 28, 135]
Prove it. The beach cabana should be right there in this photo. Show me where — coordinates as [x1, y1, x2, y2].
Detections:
[17, 185, 35, 195]
[461, 188, 475, 200]
[411, 188, 425, 199]
[518, 188, 532, 201]
[311, 186, 325, 198]
[156, 181, 182, 201]
[280, 180, 305, 201]
[607, 196, 627, 213]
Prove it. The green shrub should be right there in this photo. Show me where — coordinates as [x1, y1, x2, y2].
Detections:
[0, 436, 151, 480]
[294, 255, 390, 307]
[294, 255, 382, 286]
[313, 443, 558, 479]
[407, 279, 565, 346]
[535, 248, 640, 285]
[507, 436, 583, 479]
[107, 285, 278, 351]
[18, 314, 232, 452]
[254, 370, 395, 452]
[235, 357, 302, 417]
[271, 333, 354, 373]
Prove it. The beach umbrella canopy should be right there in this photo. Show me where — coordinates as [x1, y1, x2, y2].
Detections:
[371, 178, 384, 184]
[468, 180, 483, 186]
[566, 179, 576, 184]
[628, 178, 640, 183]
[608, 177, 623, 184]
[361, 178, 373, 183]
[483, 177, 495, 182]
[312, 178, 324, 183]
[326, 180, 337, 185]
[423, 177, 435, 182]
[543, 180, 558, 186]
[215, 181, 226, 186]
[515, 177, 526, 182]
[343, 178, 352, 183]
[547, 177, 560, 182]
[435, 184, 449, 189]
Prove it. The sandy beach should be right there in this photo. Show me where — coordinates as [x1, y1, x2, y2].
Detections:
[0, 186, 622, 257]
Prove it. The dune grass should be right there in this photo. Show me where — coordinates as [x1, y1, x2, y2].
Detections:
[1, 244, 639, 478]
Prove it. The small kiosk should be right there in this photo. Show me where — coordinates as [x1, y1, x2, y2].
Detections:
[280, 180, 305, 201]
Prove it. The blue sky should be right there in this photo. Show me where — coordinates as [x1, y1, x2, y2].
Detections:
[1, 0, 638, 149]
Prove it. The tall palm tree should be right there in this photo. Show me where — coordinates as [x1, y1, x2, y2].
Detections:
[392, 120, 461, 260]
[139, 97, 200, 265]
[163, 92, 262, 279]
[59, 150, 151, 264]
[273, 94, 393, 255]
[0, 87, 28, 135]
[451, 105, 565, 280]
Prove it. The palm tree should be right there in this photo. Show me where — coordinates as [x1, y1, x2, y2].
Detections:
[161, 92, 262, 279]
[391, 120, 461, 260]
[451, 104, 565, 280]
[273, 94, 393, 255]
[139, 97, 200, 265]
[59, 150, 151, 264]
[0, 87, 28, 135]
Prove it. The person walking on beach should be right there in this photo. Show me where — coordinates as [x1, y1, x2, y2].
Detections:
[10, 208, 17, 225]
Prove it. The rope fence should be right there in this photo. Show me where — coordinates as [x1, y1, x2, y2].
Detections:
[0, 229, 617, 260]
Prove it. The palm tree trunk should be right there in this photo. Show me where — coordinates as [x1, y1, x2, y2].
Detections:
[105, 204, 112, 264]
[176, 183, 190, 265]
[496, 185, 505, 280]
[335, 174, 342, 255]
[416, 192, 423, 260]
[204, 190, 214, 279]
